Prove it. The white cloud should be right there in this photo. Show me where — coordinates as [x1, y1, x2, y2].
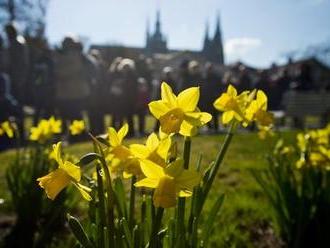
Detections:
[225, 37, 262, 59]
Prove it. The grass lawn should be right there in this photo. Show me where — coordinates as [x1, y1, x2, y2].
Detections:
[0, 130, 297, 247]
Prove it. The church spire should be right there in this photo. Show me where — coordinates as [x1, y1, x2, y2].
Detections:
[212, 12, 224, 64]
[146, 18, 150, 44]
[203, 20, 210, 51]
[155, 10, 161, 36]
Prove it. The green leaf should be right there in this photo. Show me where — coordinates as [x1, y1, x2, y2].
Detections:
[67, 214, 93, 248]
[78, 153, 101, 166]
[114, 178, 128, 219]
[201, 194, 225, 247]
[120, 217, 133, 248]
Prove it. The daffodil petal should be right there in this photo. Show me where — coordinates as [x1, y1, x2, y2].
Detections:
[178, 190, 192, 197]
[227, 84, 237, 96]
[179, 120, 197, 137]
[148, 100, 171, 119]
[74, 183, 92, 201]
[177, 87, 200, 112]
[164, 159, 184, 178]
[134, 178, 159, 188]
[53, 142, 63, 166]
[129, 144, 150, 158]
[146, 133, 160, 151]
[37, 169, 71, 200]
[118, 123, 129, 143]
[140, 159, 165, 179]
[222, 111, 234, 124]
[59, 161, 81, 182]
[161, 82, 177, 106]
[108, 127, 120, 147]
[176, 170, 201, 191]
[153, 175, 177, 208]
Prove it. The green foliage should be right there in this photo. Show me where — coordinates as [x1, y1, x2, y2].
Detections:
[252, 130, 330, 248]
[3, 145, 77, 248]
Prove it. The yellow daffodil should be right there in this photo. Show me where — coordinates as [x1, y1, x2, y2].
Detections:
[130, 133, 172, 167]
[257, 125, 275, 140]
[0, 121, 14, 138]
[246, 90, 274, 127]
[213, 84, 250, 126]
[37, 142, 91, 201]
[106, 124, 141, 178]
[148, 82, 212, 136]
[69, 120, 85, 136]
[30, 116, 62, 143]
[135, 158, 201, 208]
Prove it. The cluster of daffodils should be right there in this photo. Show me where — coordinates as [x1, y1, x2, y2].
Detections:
[34, 82, 274, 247]
[30, 117, 62, 143]
[29, 117, 86, 143]
[296, 124, 330, 170]
[37, 83, 274, 207]
[213, 85, 274, 129]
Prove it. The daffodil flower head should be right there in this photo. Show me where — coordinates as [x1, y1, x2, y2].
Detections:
[106, 124, 141, 178]
[135, 158, 201, 208]
[69, 120, 85, 136]
[0, 121, 15, 138]
[149, 82, 212, 136]
[37, 142, 91, 201]
[246, 90, 274, 127]
[213, 84, 249, 126]
[107, 123, 131, 160]
[130, 132, 172, 167]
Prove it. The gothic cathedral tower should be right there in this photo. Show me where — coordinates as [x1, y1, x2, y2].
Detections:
[202, 14, 225, 65]
[145, 10, 168, 54]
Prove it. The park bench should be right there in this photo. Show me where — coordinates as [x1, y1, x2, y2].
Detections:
[282, 90, 330, 127]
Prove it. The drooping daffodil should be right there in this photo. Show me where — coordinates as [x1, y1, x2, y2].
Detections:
[213, 84, 250, 126]
[37, 142, 91, 201]
[148, 82, 212, 136]
[246, 90, 274, 127]
[135, 158, 201, 208]
[69, 120, 85, 136]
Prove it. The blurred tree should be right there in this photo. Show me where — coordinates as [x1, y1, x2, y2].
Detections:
[0, 0, 50, 37]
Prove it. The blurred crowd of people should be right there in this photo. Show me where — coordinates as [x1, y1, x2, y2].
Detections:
[1, 23, 325, 145]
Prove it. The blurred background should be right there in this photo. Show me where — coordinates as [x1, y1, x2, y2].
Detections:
[1, 0, 330, 144]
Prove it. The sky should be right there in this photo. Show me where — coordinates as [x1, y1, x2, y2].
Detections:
[46, 0, 330, 68]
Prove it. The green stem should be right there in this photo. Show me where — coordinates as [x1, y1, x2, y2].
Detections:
[96, 164, 106, 248]
[199, 122, 235, 215]
[129, 176, 136, 230]
[99, 157, 116, 246]
[176, 137, 191, 244]
[149, 207, 164, 248]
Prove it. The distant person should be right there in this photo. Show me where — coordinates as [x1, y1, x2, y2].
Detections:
[237, 65, 251, 92]
[107, 57, 124, 129]
[54, 37, 92, 132]
[178, 59, 190, 91]
[88, 49, 107, 134]
[186, 60, 203, 88]
[201, 63, 223, 132]
[119, 58, 138, 137]
[136, 77, 150, 136]
[0, 73, 23, 150]
[5, 23, 29, 104]
[30, 39, 55, 124]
